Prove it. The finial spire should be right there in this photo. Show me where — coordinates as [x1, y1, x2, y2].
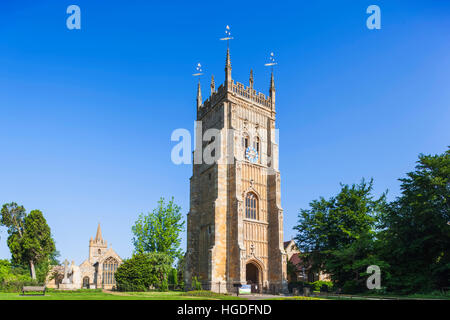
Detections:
[224, 47, 232, 88]
[249, 69, 254, 89]
[95, 223, 103, 242]
[197, 80, 202, 109]
[193, 62, 204, 110]
[210, 75, 215, 94]
[265, 52, 277, 108]
[270, 71, 275, 91]
[221, 25, 233, 88]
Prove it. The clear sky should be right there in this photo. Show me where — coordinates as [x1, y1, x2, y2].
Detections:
[0, 0, 449, 264]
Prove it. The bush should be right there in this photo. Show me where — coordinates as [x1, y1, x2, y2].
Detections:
[288, 281, 305, 293]
[191, 276, 202, 291]
[114, 252, 172, 292]
[0, 259, 42, 292]
[342, 280, 361, 294]
[168, 268, 178, 290]
[309, 280, 333, 292]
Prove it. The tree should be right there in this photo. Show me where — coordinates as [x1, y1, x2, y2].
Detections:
[1, 203, 26, 237]
[35, 249, 61, 283]
[294, 179, 388, 292]
[1, 205, 55, 280]
[115, 252, 172, 291]
[168, 267, 178, 290]
[379, 148, 450, 293]
[132, 197, 185, 262]
[176, 253, 186, 289]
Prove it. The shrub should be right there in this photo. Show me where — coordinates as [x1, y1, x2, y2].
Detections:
[309, 280, 333, 292]
[342, 280, 361, 294]
[115, 252, 172, 292]
[191, 276, 202, 291]
[288, 281, 305, 293]
[168, 268, 178, 290]
[0, 259, 41, 293]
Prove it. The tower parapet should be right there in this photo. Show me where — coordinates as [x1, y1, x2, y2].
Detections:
[198, 80, 273, 118]
[197, 49, 274, 119]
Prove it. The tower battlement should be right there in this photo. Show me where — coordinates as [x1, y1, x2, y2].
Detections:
[197, 49, 275, 120]
[200, 80, 272, 113]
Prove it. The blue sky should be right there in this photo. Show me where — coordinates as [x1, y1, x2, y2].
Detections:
[0, 0, 449, 264]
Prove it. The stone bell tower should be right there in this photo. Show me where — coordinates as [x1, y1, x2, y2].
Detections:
[185, 48, 287, 294]
[89, 223, 107, 264]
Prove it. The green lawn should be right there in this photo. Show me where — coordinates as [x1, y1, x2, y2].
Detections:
[0, 290, 246, 300]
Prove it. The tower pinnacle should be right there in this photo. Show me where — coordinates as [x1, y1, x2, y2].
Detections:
[95, 223, 103, 242]
[197, 80, 202, 109]
[211, 75, 215, 95]
[270, 71, 275, 92]
[270, 71, 276, 108]
[225, 48, 232, 88]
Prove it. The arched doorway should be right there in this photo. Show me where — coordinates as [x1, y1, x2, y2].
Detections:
[246, 262, 261, 293]
[83, 276, 90, 289]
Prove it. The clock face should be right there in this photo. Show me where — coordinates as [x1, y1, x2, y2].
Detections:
[245, 146, 259, 163]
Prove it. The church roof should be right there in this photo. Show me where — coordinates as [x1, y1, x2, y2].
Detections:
[284, 239, 295, 249]
[97, 247, 122, 264]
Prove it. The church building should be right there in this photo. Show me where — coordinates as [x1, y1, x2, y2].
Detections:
[185, 47, 288, 294]
[46, 223, 122, 290]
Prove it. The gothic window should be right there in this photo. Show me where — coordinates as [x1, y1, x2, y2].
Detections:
[245, 192, 258, 220]
[253, 137, 260, 163]
[102, 257, 119, 286]
[242, 133, 249, 157]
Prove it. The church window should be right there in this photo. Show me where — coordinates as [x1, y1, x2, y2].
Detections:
[245, 192, 258, 220]
[242, 134, 249, 149]
[253, 137, 260, 163]
[242, 133, 249, 158]
[254, 137, 260, 153]
[102, 257, 119, 286]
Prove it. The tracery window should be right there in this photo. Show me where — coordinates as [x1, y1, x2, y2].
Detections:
[242, 133, 249, 149]
[253, 137, 260, 154]
[253, 137, 260, 163]
[102, 257, 118, 286]
[245, 192, 258, 220]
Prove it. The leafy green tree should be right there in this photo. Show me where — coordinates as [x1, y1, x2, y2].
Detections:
[115, 252, 172, 291]
[1, 205, 55, 280]
[294, 179, 388, 292]
[35, 249, 61, 283]
[1, 203, 26, 237]
[168, 267, 178, 289]
[379, 148, 450, 293]
[132, 197, 185, 262]
[176, 253, 186, 289]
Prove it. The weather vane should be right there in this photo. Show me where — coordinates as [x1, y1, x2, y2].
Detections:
[192, 62, 204, 77]
[220, 25, 234, 48]
[264, 52, 278, 72]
